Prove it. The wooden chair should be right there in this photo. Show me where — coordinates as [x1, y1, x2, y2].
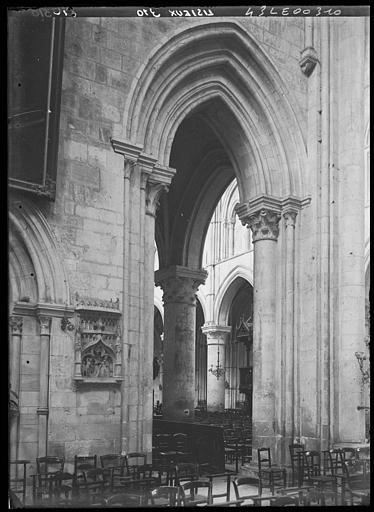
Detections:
[74, 478, 106, 505]
[232, 476, 259, 505]
[205, 499, 244, 506]
[74, 454, 97, 482]
[100, 454, 127, 476]
[105, 491, 148, 507]
[289, 443, 305, 486]
[150, 485, 183, 507]
[48, 471, 75, 503]
[173, 462, 199, 485]
[270, 495, 299, 506]
[173, 433, 192, 463]
[9, 460, 30, 506]
[302, 451, 338, 506]
[239, 429, 252, 465]
[180, 480, 212, 506]
[126, 452, 154, 479]
[33, 456, 65, 503]
[341, 460, 370, 506]
[9, 490, 24, 508]
[257, 447, 287, 496]
[277, 484, 316, 506]
[155, 434, 179, 466]
[206, 472, 233, 503]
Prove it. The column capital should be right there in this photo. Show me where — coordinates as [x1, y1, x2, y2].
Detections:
[283, 210, 298, 227]
[155, 266, 207, 306]
[9, 315, 23, 335]
[146, 165, 176, 217]
[202, 325, 232, 344]
[235, 195, 311, 241]
[235, 195, 282, 242]
[38, 316, 52, 336]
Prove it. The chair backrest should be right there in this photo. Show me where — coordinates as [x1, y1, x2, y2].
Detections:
[84, 468, 110, 482]
[258, 448, 271, 470]
[105, 492, 144, 507]
[181, 480, 212, 505]
[271, 495, 299, 506]
[356, 446, 370, 459]
[100, 454, 125, 469]
[74, 455, 97, 473]
[155, 433, 173, 451]
[151, 485, 182, 506]
[174, 462, 199, 485]
[303, 451, 321, 478]
[327, 449, 344, 475]
[289, 444, 304, 465]
[126, 452, 147, 466]
[36, 456, 65, 475]
[341, 447, 356, 466]
[173, 433, 189, 452]
[233, 476, 258, 500]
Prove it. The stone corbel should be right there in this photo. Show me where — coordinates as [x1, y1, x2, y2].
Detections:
[299, 46, 319, 77]
[299, 18, 319, 77]
[146, 165, 176, 217]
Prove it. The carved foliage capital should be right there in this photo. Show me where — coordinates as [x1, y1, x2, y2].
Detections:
[38, 316, 52, 335]
[146, 181, 168, 217]
[202, 326, 231, 345]
[283, 210, 298, 228]
[247, 209, 281, 242]
[159, 276, 201, 306]
[10, 316, 23, 335]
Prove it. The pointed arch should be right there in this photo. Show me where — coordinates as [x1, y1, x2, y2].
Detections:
[124, 20, 307, 202]
[8, 196, 70, 306]
[215, 266, 253, 325]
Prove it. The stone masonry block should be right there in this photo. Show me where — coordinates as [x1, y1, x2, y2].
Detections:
[65, 140, 88, 162]
[92, 24, 108, 45]
[101, 18, 120, 33]
[95, 64, 108, 84]
[102, 102, 121, 123]
[67, 57, 95, 81]
[19, 391, 39, 407]
[20, 354, 39, 374]
[70, 162, 100, 189]
[100, 48, 122, 71]
[20, 374, 39, 391]
[21, 335, 40, 355]
[78, 96, 103, 122]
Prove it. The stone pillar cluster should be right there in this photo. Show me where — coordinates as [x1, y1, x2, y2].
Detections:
[235, 195, 308, 458]
[155, 266, 207, 422]
[9, 316, 23, 460]
[37, 315, 52, 457]
[111, 139, 175, 456]
[202, 325, 232, 412]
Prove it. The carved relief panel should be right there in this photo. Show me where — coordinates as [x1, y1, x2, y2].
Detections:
[72, 294, 123, 385]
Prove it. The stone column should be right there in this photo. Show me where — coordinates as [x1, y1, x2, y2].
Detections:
[236, 197, 282, 455]
[37, 315, 51, 457]
[282, 208, 298, 461]
[9, 316, 23, 460]
[335, 18, 366, 443]
[143, 168, 171, 457]
[10, 316, 23, 397]
[202, 325, 231, 412]
[155, 266, 207, 422]
[111, 139, 176, 456]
